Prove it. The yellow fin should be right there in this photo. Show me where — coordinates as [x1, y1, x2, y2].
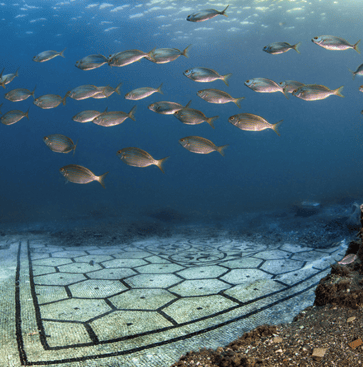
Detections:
[354, 40, 360, 54]
[97, 172, 109, 189]
[216, 144, 229, 156]
[206, 116, 219, 129]
[234, 97, 245, 108]
[223, 73, 232, 86]
[272, 120, 283, 136]
[292, 42, 301, 54]
[156, 156, 169, 173]
[128, 105, 137, 121]
[334, 86, 344, 98]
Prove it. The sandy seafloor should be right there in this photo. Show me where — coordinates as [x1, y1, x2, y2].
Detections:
[0, 198, 360, 367]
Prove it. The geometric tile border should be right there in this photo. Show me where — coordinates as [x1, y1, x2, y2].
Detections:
[8, 236, 347, 365]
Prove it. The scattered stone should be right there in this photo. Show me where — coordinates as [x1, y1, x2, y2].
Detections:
[273, 336, 283, 343]
[349, 338, 363, 349]
[347, 316, 356, 323]
[312, 347, 328, 359]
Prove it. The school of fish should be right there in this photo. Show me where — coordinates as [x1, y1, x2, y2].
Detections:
[0, 5, 362, 188]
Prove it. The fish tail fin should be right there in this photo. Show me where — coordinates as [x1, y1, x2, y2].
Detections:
[62, 95, 67, 105]
[217, 144, 229, 156]
[25, 108, 30, 120]
[115, 82, 122, 95]
[0, 68, 4, 78]
[157, 83, 163, 95]
[221, 5, 229, 17]
[334, 86, 344, 98]
[348, 69, 356, 80]
[272, 120, 283, 136]
[31, 85, 36, 98]
[73, 140, 78, 156]
[128, 105, 137, 121]
[156, 156, 169, 173]
[185, 100, 192, 108]
[98, 172, 108, 189]
[60, 48, 66, 58]
[293, 42, 301, 54]
[354, 40, 361, 54]
[15, 67, 20, 77]
[234, 97, 245, 108]
[147, 47, 156, 62]
[282, 87, 289, 99]
[223, 73, 232, 86]
[182, 44, 192, 58]
[206, 116, 219, 129]
[103, 106, 108, 113]
[0, 82, 5, 89]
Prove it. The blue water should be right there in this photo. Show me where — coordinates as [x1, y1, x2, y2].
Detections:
[1, 0, 363, 225]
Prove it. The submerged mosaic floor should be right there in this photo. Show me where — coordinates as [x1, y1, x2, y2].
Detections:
[0, 234, 348, 366]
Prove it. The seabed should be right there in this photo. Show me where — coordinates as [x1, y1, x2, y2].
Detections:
[0, 204, 355, 366]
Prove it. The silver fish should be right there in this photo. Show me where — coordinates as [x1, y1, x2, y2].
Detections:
[72, 107, 108, 123]
[174, 108, 219, 129]
[33, 48, 66, 62]
[125, 83, 163, 100]
[279, 80, 305, 94]
[65, 85, 106, 100]
[92, 106, 137, 127]
[263, 42, 301, 54]
[187, 5, 229, 22]
[148, 100, 191, 115]
[312, 35, 360, 53]
[1, 109, 29, 125]
[0, 68, 20, 88]
[229, 113, 283, 136]
[60, 164, 108, 188]
[184, 67, 232, 86]
[179, 136, 228, 156]
[43, 134, 77, 155]
[75, 54, 108, 70]
[197, 89, 244, 107]
[245, 78, 288, 98]
[292, 84, 344, 101]
[34, 94, 66, 109]
[5, 86, 36, 102]
[92, 83, 122, 99]
[108, 49, 153, 67]
[146, 45, 191, 64]
[117, 147, 169, 173]
[349, 63, 363, 80]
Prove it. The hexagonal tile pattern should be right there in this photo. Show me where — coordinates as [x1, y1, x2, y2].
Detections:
[260, 259, 305, 275]
[86, 268, 136, 280]
[34, 272, 86, 286]
[57, 263, 102, 273]
[136, 263, 184, 274]
[124, 273, 182, 288]
[12, 234, 346, 367]
[69, 280, 128, 298]
[221, 268, 273, 285]
[90, 311, 173, 341]
[103, 258, 148, 268]
[177, 265, 227, 279]
[40, 298, 111, 322]
[224, 279, 287, 303]
[169, 279, 229, 296]
[163, 295, 238, 323]
[109, 289, 176, 310]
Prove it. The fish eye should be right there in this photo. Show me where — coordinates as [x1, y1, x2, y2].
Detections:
[246, 80, 249, 83]
[313, 37, 318, 40]
[292, 89, 297, 93]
